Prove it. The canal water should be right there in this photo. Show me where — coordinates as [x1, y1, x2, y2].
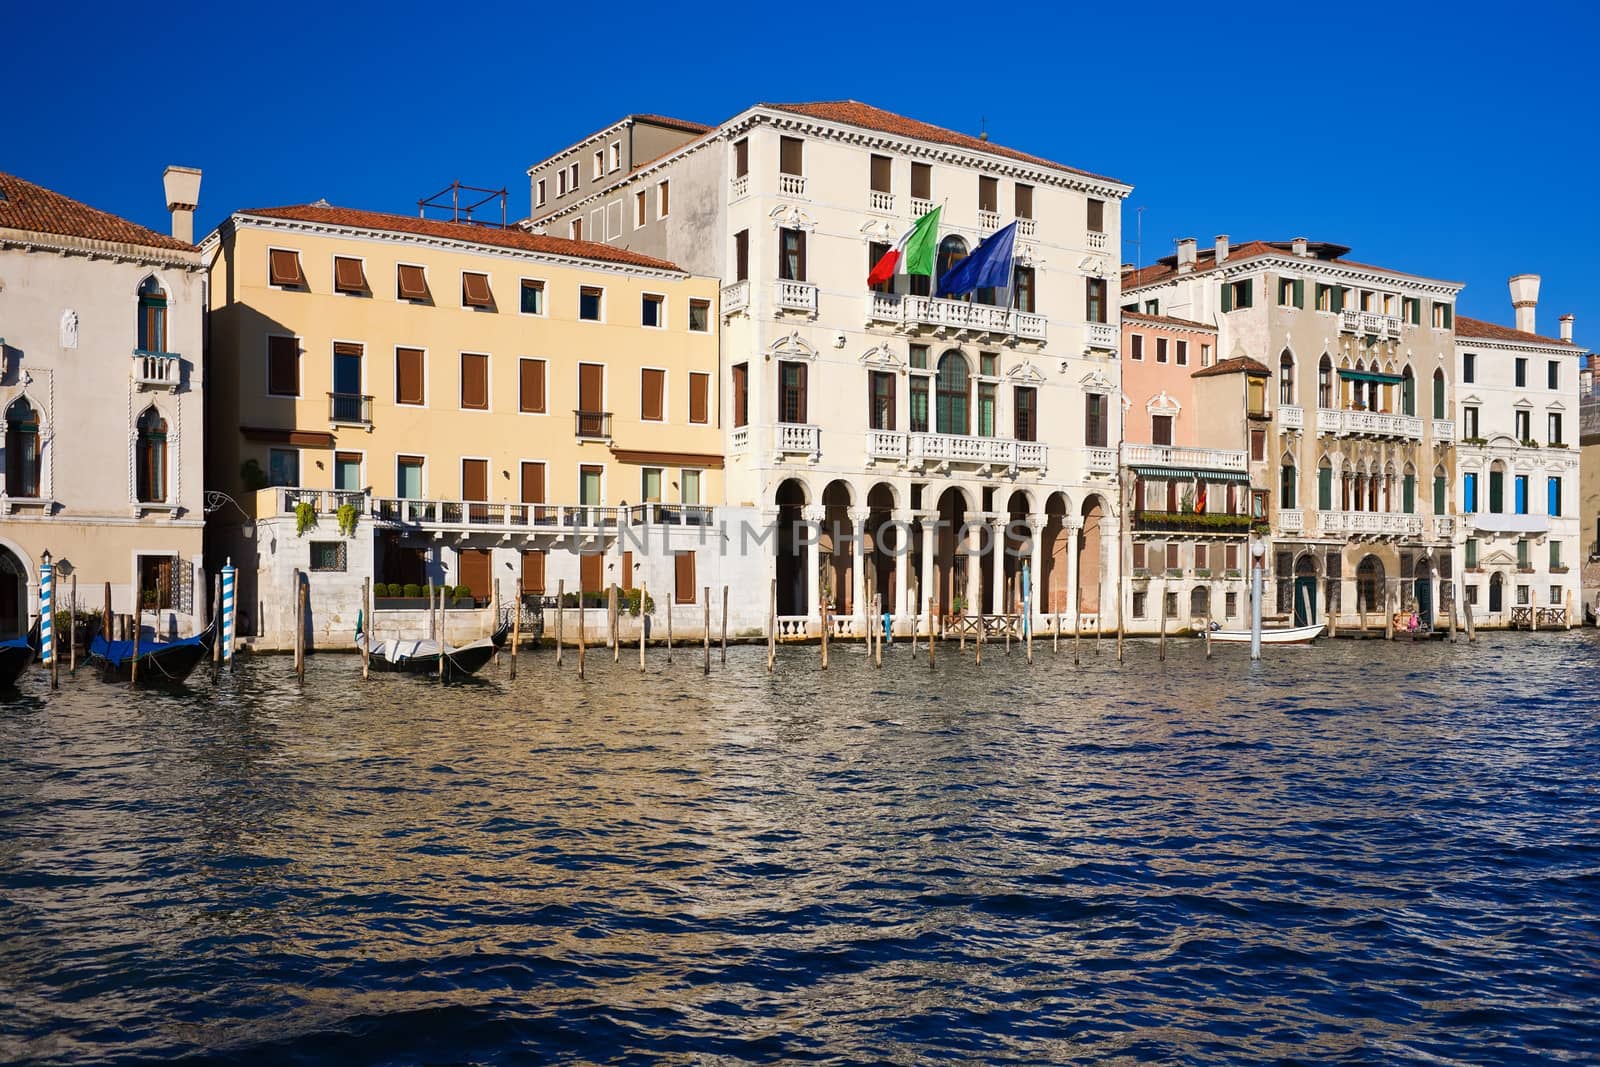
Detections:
[1, 633, 1597, 1064]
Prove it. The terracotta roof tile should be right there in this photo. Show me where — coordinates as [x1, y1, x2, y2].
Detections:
[1455, 315, 1576, 348]
[765, 101, 1125, 186]
[0, 171, 192, 252]
[1123, 240, 1458, 290]
[1191, 356, 1270, 378]
[236, 204, 685, 272]
[1122, 310, 1216, 331]
[629, 113, 711, 134]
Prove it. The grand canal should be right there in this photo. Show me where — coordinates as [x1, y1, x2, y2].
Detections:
[1, 633, 1597, 1064]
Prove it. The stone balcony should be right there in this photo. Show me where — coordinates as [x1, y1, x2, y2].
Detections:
[1085, 322, 1117, 350]
[889, 431, 1047, 474]
[1086, 231, 1109, 253]
[1318, 407, 1423, 440]
[1121, 443, 1248, 472]
[1279, 404, 1304, 430]
[776, 280, 818, 318]
[775, 422, 820, 461]
[1086, 447, 1116, 475]
[133, 350, 182, 390]
[1434, 418, 1455, 442]
[778, 174, 806, 197]
[720, 280, 749, 318]
[1278, 508, 1304, 533]
[1339, 309, 1403, 339]
[1316, 510, 1424, 538]
[867, 293, 1045, 343]
[868, 190, 895, 213]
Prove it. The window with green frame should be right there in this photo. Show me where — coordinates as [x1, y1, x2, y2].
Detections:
[909, 375, 929, 433]
[1517, 538, 1530, 569]
[1550, 539, 1562, 569]
[1402, 473, 1415, 513]
[1465, 538, 1478, 569]
[1433, 474, 1446, 515]
[976, 381, 996, 437]
[1318, 466, 1332, 510]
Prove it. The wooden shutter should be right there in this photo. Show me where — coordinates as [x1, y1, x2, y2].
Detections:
[457, 548, 490, 601]
[334, 256, 366, 293]
[460, 353, 489, 410]
[734, 138, 749, 177]
[911, 162, 931, 199]
[641, 368, 665, 421]
[1014, 183, 1033, 219]
[397, 263, 428, 300]
[267, 336, 298, 395]
[1221, 283, 1234, 313]
[674, 551, 696, 604]
[1292, 278, 1305, 308]
[734, 230, 749, 281]
[520, 461, 545, 503]
[396, 348, 424, 405]
[520, 359, 546, 413]
[789, 362, 808, 424]
[462, 458, 488, 500]
[269, 249, 302, 286]
[689, 372, 709, 424]
[521, 550, 546, 595]
[1087, 198, 1105, 233]
[732, 364, 748, 428]
[779, 136, 803, 175]
[462, 272, 493, 308]
[620, 551, 634, 593]
[796, 230, 807, 282]
[658, 181, 669, 216]
[579, 364, 604, 412]
[870, 155, 891, 192]
[580, 552, 604, 594]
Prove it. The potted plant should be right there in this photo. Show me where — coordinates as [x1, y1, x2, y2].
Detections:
[336, 503, 360, 537]
[450, 584, 477, 609]
[294, 501, 316, 536]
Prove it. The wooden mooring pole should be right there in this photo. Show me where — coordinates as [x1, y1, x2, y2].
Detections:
[640, 582, 648, 671]
[1159, 591, 1168, 661]
[1463, 586, 1477, 642]
[767, 577, 776, 673]
[436, 586, 444, 682]
[702, 587, 711, 676]
[821, 600, 829, 670]
[927, 600, 936, 669]
[510, 580, 521, 679]
[1447, 587, 1458, 643]
[721, 585, 728, 666]
[874, 594, 883, 668]
[70, 575, 79, 675]
[667, 589, 674, 663]
[361, 577, 371, 680]
[578, 589, 586, 679]
[611, 584, 620, 664]
[555, 580, 564, 666]
[211, 574, 221, 669]
[130, 574, 142, 688]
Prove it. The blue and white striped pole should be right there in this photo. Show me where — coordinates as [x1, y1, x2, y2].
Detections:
[220, 559, 237, 666]
[39, 553, 54, 668]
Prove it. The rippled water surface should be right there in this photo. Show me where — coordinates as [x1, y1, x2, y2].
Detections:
[2, 632, 1599, 1065]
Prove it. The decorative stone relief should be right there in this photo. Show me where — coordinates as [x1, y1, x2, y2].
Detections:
[59, 310, 78, 350]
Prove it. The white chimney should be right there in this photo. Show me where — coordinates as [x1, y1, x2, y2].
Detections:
[162, 165, 202, 244]
[1291, 236, 1308, 257]
[1560, 314, 1574, 343]
[1509, 273, 1540, 335]
[1215, 234, 1229, 263]
[1177, 238, 1197, 273]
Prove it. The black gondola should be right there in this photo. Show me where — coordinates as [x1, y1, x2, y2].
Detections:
[0, 618, 41, 689]
[355, 616, 509, 680]
[86, 621, 215, 686]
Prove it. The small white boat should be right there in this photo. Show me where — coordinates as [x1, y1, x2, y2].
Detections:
[1205, 623, 1324, 645]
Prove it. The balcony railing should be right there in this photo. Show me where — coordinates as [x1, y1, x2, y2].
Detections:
[1121, 443, 1248, 471]
[776, 422, 819, 458]
[729, 174, 749, 200]
[1085, 322, 1117, 350]
[1017, 218, 1037, 239]
[978, 209, 1001, 232]
[910, 196, 934, 218]
[905, 432, 1046, 472]
[626, 503, 715, 527]
[1317, 510, 1424, 538]
[1434, 515, 1456, 539]
[730, 426, 749, 453]
[1279, 404, 1304, 430]
[778, 173, 806, 197]
[133, 350, 181, 389]
[720, 280, 749, 317]
[1086, 231, 1108, 253]
[574, 410, 612, 439]
[329, 392, 373, 425]
[1434, 418, 1455, 442]
[1320, 408, 1423, 439]
[867, 430, 907, 461]
[869, 190, 895, 213]
[866, 293, 1045, 343]
[1086, 447, 1116, 474]
[1278, 508, 1304, 533]
[1132, 510, 1252, 534]
[275, 487, 369, 516]
[369, 497, 654, 531]
[776, 279, 818, 316]
[1339, 308, 1402, 339]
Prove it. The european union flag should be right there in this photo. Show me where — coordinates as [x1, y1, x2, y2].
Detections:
[935, 221, 1018, 299]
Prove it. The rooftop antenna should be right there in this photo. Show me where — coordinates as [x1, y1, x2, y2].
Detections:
[979, 115, 989, 142]
[417, 181, 509, 228]
[1135, 205, 1146, 272]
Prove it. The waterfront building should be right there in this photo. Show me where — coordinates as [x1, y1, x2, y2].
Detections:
[0, 168, 206, 636]
[1454, 277, 1587, 627]
[526, 101, 1132, 635]
[1117, 313, 1261, 633]
[1122, 238, 1460, 628]
[203, 204, 738, 646]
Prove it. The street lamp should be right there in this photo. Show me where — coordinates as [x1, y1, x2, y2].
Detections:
[1249, 537, 1265, 661]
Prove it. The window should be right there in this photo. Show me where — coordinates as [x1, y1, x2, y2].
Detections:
[978, 175, 998, 213]
[1434, 470, 1446, 515]
[1250, 427, 1266, 462]
[977, 381, 996, 436]
[910, 375, 929, 433]
[1087, 198, 1105, 233]
[579, 465, 603, 507]
[731, 363, 748, 428]
[1432, 301, 1453, 329]
[1548, 476, 1562, 516]
[269, 448, 300, 488]
[688, 372, 710, 425]
[136, 555, 175, 610]
[870, 154, 892, 193]
[1013, 267, 1035, 313]
[1550, 540, 1562, 569]
[1433, 369, 1446, 420]
[911, 162, 931, 200]
[1133, 591, 1147, 619]
[657, 180, 670, 219]
[860, 368, 896, 433]
[1277, 277, 1304, 307]
[1144, 300, 1159, 315]
[688, 298, 710, 333]
[1514, 357, 1528, 388]
[395, 455, 424, 498]
[578, 363, 605, 420]
[331, 343, 363, 417]
[579, 286, 603, 321]
[1165, 543, 1180, 572]
[334, 451, 362, 492]
[1280, 464, 1297, 509]
[1085, 393, 1107, 448]
[1014, 387, 1036, 442]
[568, 162, 578, 190]
[1202, 343, 1212, 368]
[137, 277, 167, 352]
[640, 467, 662, 503]
[681, 468, 701, 506]
[592, 150, 604, 179]
[635, 189, 647, 228]
[1463, 472, 1478, 513]
[1156, 337, 1168, 364]
[1463, 405, 1479, 438]
[1014, 183, 1033, 219]
[608, 141, 620, 171]
[779, 229, 807, 281]
[641, 368, 666, 421]
[1403, 470, 1416, 513]
[1318, 355, 1333, 408]
[1151, 414, 1173, 446]
[937, 352, 970, 435]
[307, 540, 346, 573]
[396, 347, 425, 406]
[1130, 334, 1144, 361]
[1400, 368, 1415, 416]
[2, 398, 39, 498]
[334, 256, 366, 295]
[557, 168, 568, 196]
[1465, 538, 1479, 569]
[1549, 412, 1563, 445]
[510, 462, 544, 511]
[1085, 278, 1107, 323]
[674, 552, 697, 604]
[1403, 296, 1421, 325]
[1515, 409, 1531, 441]
[1318, 463, 1333, 511]
[521, 549, 546, 596]
[779, 361, 807, 423]
[733, 138, 749, 178]
[1489, 468, 1505, 513]
[734, 230, 749, 281]
[461, 271, 493, 310]
[1462, 352, 1476, 384]
[397, 263, 429, 302]
[1548, 360, 1560, 390]
[1517, 540, 1530, 570]
[1176, 340, 1188, 366]
[1315, 283, 1343, 313]
[779, 136, 804, 176]
[266, 335, 299, 396]
[570, 218, 582, 241]
[268, 248, 303, 287]
[459, 353, 489, 411]
[642, 293, 664, 328]
[1222, 279, 1253, 311]
[520, 279, 545, 315]
[535, 179, 546, 207]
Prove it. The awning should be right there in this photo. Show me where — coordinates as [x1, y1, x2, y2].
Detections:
[1338, 369, 1403, 385]
[1131, 465, 1249, 484]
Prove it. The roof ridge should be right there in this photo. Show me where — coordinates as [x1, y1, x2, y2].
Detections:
[0, 170, 193, 252]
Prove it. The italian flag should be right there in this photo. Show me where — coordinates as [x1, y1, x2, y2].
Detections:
[867, 205, 941, 287]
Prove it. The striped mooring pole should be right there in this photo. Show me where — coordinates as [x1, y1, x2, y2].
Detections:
[39, 552, 54, 666]
[220, 559, 237, 666]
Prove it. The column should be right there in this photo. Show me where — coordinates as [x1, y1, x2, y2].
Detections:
[848, 506, 869, 635]
[1064, 516, 1083, 629]
[802, 504, 824, 621]
[918, 511, 937, 625]
[1102, 517, 1122, 630]
[989, 514, 1006, 618]
[1026, 514, 1044, 631]
[892, 508, 912, 633]
[963, 519, 981, 616]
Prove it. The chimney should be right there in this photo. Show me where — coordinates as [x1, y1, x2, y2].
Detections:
[1215, 234, 1229, 263]
[162, 165, 202, 244]
[1291, 236, 1308, 257]
[1509, 273, 1540, 335]
[1177, 238, 1197, 274]
[1560, 314, 1574, 343]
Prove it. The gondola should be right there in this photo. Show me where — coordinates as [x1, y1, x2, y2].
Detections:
[355, 614, 509, 680]
[1205, 622, 1325, 645]
[0, 618, 41, 689]
[86, 621, 216, 686]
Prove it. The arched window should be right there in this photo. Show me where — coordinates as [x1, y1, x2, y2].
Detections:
[1432, 368, 1446, 420]
[935, 351, 970, 435]
[936, 236, 968, 298]
[136, 407, 168, 503]
[1318, 354, 1333, 408]
[1317, 456, 1333, 511]
[1432, 464, 1447, 516]
[1401, 365, 1416, 416]
[1280, 455, 1298, 509]
[1402, 462, 1417, 514]
[4, 398, 40, 498]
[137, 276, 168, 354]
[1279, 349, 1296, 405]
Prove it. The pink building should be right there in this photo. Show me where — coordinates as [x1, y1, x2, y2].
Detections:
[1120, 311, 1218, 447]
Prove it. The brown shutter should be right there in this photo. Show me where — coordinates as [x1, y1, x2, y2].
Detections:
[732, 364, 748, 428]
[734, 230, 749, 281]
[796, 362, 808, 424]
[521, 550, 546, 595]
[396, 348, 425, 405]
[397, 263, 429, 300]
[462, 458, 488, 501]
[658, 181, 669, 216]
[621, 550, 634, 593]
[1087, 198, 1105, 233]
[520, 461, 545, 503]
[979, 176, 998, 212]
[689, 372, 709, 424]
[1014, 184, 1034, 219]
[870, 155, 892, 192]
[780, 136, 803, 175]
[885, 373, 896, 431]
[579, 364, 603, 412]
[462, 272, 493, 308]
[674, 551, 696, 604]
[796, 230, 807, 281]
[580, 552, 604, 594]
[457, 548, 490, 600]
[520, 359, 546, 413]
[641, 368, 665, 421]
[911, 162, 931, 199]
[334, 256, 366, 292]
[734, 138, 749, 177]
[267, 336, 298, 395]
[269, 249, 302, 286]
[460, 353, 489, 410]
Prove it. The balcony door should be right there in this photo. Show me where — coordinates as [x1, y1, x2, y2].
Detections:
[578, 364, 604, 414]
[935, 352, 969, 435]
[334, 452, 362, 492]
[462, 458, 489, 523]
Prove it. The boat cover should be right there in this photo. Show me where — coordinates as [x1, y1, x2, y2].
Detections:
[89, 631, 206, 668]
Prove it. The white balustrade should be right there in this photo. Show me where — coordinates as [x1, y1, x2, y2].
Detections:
[720, 280, 749, 316]
[1015, 312, 1046, 341]
[1279, 404, 1304, 430]
[909, 197, 935, 218]
[1086, 448, 1116, 474]
[1337, 410, 1423, 439]
[1317, 510, 1424, 538]
[367, 497, 685, 532]
[867, 430, 907, 461]
[906, 433, 1046, 471]
[1434, 515, 1456, 539]
[978, 210, 1001, 232]
[1121, 444, 1248, 471]
[775, 280, 818, 316]
[776, 423, 820, 457]
[867, 293, 1044, 343]
[1278, 508, 1304, 532]
[1086, 231, 1108, 253]
[1339, 308, 1401, 338]
[776, 616, 810, 638]
[1433, 418, 1455, 442]
[730, 427, 749, 453]
[1085, 322, 1117, 350]
[1017, 218, 1037, 239]
[869, 190, 895, 213]
[778, 174, 807, 197]
[729, 174, 749, 200]
[133, 350, 181, 389]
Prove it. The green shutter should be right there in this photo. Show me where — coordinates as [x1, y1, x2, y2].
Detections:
[1403, 474, 1415, 514]
[1318, 467, 1332, 510]
[1293, 278, 1305, 308]
[1330, 287, 1344, 313]
[1221, 283, 1233, 313]
[1443, 304, 1453, 329]
[1433, 475, 1446, 515]
[1240, 279, 1253, 308]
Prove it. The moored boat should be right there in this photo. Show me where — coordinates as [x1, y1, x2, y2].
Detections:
[355, 616, 509, 680]
[86, 622, 216, 686]
[1205, 622, 1324, 645]
[0, 619, 40, 689]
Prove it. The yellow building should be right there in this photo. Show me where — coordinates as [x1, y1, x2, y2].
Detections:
[204, 204, 725, 647]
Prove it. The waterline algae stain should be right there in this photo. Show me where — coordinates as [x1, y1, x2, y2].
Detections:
[1, 633, 1598, 1063]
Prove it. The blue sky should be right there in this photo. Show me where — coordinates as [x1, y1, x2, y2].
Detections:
[11, 0, 1597, 340]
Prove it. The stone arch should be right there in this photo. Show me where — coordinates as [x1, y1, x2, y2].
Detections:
[1041, 491, 1071, 615]
[864, 481, 899, 609]
[1357, 554, 1386, 613]
[1318, 353, 1334, 407]
[934, 485, 972, 616]
[820, 480, 855, 613]
[775, 477, 811, 615]
[1279, 348, 1296, 406]
[935, 349, 971, 435]
[1077, 494, 1108, 615]
[1401, 363, 1416, 416]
